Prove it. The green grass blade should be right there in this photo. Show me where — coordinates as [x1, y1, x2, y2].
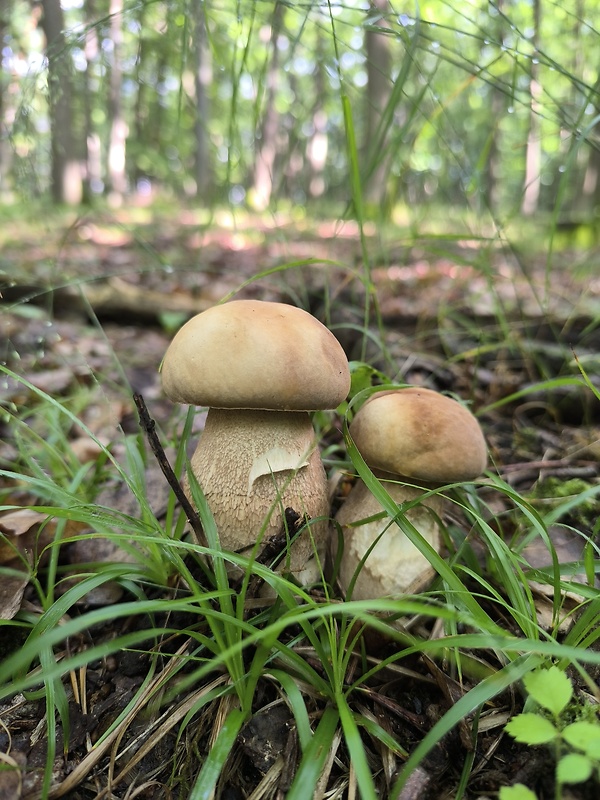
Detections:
[337, 692, 378, 800]
[266, 668, 313, 750]
[286, 705, 340, 799]
[188, 707, 246, 800]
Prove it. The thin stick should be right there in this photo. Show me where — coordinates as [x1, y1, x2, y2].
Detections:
[133, 392, 207, 547]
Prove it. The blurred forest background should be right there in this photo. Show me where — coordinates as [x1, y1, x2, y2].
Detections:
[3, 0, 600, 229]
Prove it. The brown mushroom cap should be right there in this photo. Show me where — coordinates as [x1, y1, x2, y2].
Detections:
[349, 387, 487, 483]
[161, 300, 350, 411]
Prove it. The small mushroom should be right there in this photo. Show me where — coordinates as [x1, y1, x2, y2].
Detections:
[162, 299, 350, 582]
[334, 387, 487, 599]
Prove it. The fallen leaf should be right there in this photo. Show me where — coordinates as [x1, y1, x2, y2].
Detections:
[0, 508, 48, 538]
[0, 557, 30, 620]
[0, 751, 23, 798]
[0, 509, 51, 563]
[69, 435, 108, 464]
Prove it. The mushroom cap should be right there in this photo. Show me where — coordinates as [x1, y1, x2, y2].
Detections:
[161, 300, 350, 411]
[349, 387, 487, 483]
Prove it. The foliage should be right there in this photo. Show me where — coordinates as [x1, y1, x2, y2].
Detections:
[500, 785, 539, 800]
[1, 0, 600, 797]
[3, 0, 600, 222]
[1, 343, 599, 796]
[503, 665, 600, 798]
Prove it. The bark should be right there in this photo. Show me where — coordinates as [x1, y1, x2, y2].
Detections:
[521, 0, 542, 215]
[83, 0, 101, 200]
[251, 0, 284, 210]
[193, 0, 212, 199]
[306, 30, 328, 198]
[364, 0, 392, 203]
[581, 136, 600, 209]
[132, 3, 149, 188]
[0, 7, 9, 195]
[107, 0, 127, 197]
[40, 0, 82, 204]
[482, 0, 506, 213]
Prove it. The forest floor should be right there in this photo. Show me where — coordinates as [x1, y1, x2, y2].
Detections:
[1, 205, 600, 799]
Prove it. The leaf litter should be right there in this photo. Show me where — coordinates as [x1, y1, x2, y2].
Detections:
[0, 210, 599, 799]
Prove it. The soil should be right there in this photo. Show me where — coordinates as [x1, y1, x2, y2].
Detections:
[1, 209, 599, 799]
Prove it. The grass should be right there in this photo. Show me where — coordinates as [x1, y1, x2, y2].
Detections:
[2, 2, 600, 797]
[1, 261, 599, 798]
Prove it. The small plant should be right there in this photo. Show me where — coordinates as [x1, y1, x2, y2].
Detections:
[501, 665, 600, 799]
[499, 785, 537, 800]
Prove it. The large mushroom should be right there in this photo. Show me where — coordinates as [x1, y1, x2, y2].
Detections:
[334, 387, 487, 599]
[162, 299, 350, 583]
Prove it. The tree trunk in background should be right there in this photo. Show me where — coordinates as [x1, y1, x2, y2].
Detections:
[251, 0, 284, 210]
[40, 0, 82, 204]
[482, 0, 505, 213]
[582, 143, 600, 208]
[578, 0, 600, 215]
[83, 0, 101, 200]
[193, 0, 212, 200]
[521, 0, 542, 215]
[364, 0, 392, 204]
[306, 30, 328, 198]
[132, 3, 149, 189]
[0, 7, 9, 196]
[107, 0, 127, 198]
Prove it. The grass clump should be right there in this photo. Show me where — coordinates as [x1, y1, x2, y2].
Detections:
[1, 311, 600, 799]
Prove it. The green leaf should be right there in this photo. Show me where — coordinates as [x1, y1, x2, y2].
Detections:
[505, 713, 559, 745]
[499, 784, 538, 800]
[523, 666, 573, 716]
[286, 706, 339, 799]
[562, 721, 600, 757]
[188, 708, 246, 800]
[556, 753, 593, 785]
[337, 694, 378, 800]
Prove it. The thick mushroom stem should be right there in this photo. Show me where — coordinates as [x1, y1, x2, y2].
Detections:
[334, 472, 443, 600]
[186, 408, 329, 579]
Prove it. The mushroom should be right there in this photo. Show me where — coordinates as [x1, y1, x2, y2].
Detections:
[334, 387, 487, 599]
[161, 299, 350, 583]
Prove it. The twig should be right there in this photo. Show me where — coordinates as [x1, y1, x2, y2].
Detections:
[133, 392, 207, 547]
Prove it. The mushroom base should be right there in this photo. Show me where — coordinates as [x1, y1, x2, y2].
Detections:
[333, 475, 443, 600]
[186, 408, 329, 583]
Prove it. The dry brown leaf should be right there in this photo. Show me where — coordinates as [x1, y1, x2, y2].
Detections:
[69, 435, 107, 463]
[0, 751, 23, 799]
[65, 534, 139, 606]
[0, 509, 48, 538]
[523, 525, 595, 629]
[0, 509, 51, 563]
[29, 367, 75, 396]
[0, 557, 30, 620]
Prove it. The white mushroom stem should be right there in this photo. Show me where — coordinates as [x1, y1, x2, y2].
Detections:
[186, 408, 329, 578]
[334, 472, 443, 600]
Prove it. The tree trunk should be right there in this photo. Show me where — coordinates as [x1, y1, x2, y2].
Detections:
[107, 0, 127, 198]
[306, 30, 328, 198]
[82, 0, 101, 201]
[40, 0, 82, 204]
[0, 7, 10, 196]
[364, 0, 392, 204]
[581, 118, 600, 210]
[251, 0, 284, 210]
[193, 0, 212, 199]
[521, 0, 542, 215]
[482, 0, 506, 213]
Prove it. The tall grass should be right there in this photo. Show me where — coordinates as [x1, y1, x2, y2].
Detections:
[1, 2, 599, 798]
